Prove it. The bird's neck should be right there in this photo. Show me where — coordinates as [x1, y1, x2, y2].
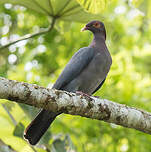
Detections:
[90, 33, 106, 48]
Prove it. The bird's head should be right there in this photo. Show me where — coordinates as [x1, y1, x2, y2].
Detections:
[81, 20, 106, 39]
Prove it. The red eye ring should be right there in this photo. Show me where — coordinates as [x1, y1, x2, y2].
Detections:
[93, 22, 101, 28]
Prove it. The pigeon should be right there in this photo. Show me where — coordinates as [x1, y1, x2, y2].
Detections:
[24, 20, 112, 145]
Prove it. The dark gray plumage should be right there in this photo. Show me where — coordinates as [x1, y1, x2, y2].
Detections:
[24, 20, 112, 145]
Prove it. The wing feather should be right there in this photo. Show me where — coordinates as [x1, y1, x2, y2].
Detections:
[53, 47, 94, 89]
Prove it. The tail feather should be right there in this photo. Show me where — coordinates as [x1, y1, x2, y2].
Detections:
[24, 109, 60, 145]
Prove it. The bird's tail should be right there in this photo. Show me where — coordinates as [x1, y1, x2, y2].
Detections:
[24, 109, 60, 145]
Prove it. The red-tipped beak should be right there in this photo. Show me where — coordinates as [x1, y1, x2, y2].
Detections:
[81, 26, 89, 32]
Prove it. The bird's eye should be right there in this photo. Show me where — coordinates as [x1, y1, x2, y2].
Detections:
[93, 22, 101, 28]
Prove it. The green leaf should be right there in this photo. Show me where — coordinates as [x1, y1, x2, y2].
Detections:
[1, 102, 15, 112]
[0, 0, 52, 15]
[131, 0, 151, 18]
[51, 134, 76, 152]
[0, 139, 16, 152]
[18, 103, 39, 120]
[13, 122, 25, 137]
[64, 134, 76, 151]
[39, 130, 52, 145]
[76, 0, 112, 14]
[131, 0, 144, 7]
[60, 9, 102, 23]
[52, 139, 66, 152]
[0, 0, 102, 22]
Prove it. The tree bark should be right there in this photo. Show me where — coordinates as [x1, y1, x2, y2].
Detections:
[0, 77, 151, 135]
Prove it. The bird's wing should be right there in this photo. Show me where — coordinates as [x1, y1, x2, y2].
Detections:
[53, 47, 94, 89]
[92, 78, 106, 94]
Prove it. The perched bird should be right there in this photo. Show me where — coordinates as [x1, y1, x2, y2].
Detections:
[24, 20, 112, 145]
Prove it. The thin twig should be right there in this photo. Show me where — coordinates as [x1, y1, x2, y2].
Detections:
[0, 18, 56, 51]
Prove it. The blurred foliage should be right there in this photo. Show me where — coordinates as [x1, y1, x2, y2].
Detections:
[0, 0, 151, 151]
[76, 0, 111, 13]
[0, 0, 102, 22]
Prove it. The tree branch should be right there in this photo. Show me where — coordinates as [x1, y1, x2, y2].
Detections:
[0, 18, 56, 51]
[0, 77, 151, 135]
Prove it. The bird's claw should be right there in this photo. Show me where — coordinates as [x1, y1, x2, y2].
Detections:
[76, 91, 92, 100]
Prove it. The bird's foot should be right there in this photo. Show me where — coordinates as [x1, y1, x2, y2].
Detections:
[76, 91, 92, 100]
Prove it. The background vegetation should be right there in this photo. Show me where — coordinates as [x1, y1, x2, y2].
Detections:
[0, 0, 151, 151]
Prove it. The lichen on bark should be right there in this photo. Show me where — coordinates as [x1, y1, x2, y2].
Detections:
[0, 76, 151, 135]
